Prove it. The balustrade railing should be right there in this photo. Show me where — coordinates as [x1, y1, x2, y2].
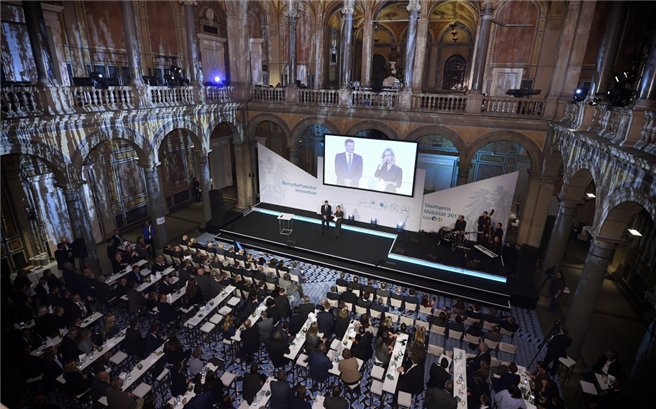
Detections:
[1, 86, 42, 117]
[412, 94, 467, 112]
[588, 104, 633, 143]
[297, 89, 338, 106]
[251, 87, 286, 102]
[147, 86, 195, 106]
[635, 111, 656, 154]
[351, 90, 399, 108]
[481, 97, 544, 116]
[70, 86, 135, 111]
[204, 86, 233, 103]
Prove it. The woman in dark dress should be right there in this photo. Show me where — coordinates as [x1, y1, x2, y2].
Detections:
[374, 148, 403, 193]
[334, 308, 350, 339]
[171, 363, 189, 397]
[63, 360, 93, 396]
[186, 278, 203, 305]
[334, 205, 344, 238]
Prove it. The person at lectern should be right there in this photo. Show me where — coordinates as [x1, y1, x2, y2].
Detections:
[334, 138, 363, 187]
[334, 205, 344, 238]
[454, 215, 467, 232]
[321, 200, 332, 234]
[374, 148, 403, 193]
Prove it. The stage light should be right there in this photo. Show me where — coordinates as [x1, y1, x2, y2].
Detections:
[573, 87, 588, 102]
[348, 214, 354, 221]
[214, 76, 221, 83]
[586, 193, 596, 198]
[628, 229, 642, 237]
[370, 218, 377, 225]
[396, 222, 404, 231]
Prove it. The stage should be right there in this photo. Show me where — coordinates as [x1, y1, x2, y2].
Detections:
[216, 203, 512, 309]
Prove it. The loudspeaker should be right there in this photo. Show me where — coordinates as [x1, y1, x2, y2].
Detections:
[427, 253, 437, 261]
[516, 244, 541, 283]
[287, 240, 296, 247]
[395, 248, 406, 255]
[209, 190, 226, 226]
[384, 260, 396, 267]
[374, 258, 385, 267]
[411, 237, 420, 245]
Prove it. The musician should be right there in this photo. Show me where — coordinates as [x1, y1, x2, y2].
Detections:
[477, 211, 490, 231]
[493, 223, 504, 241]
[491, 236, 503, 256]
[454, 215, 467, 232]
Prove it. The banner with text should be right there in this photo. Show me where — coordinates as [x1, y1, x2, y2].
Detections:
[258, 143, 319, 212]
[420, 172, 519, 235]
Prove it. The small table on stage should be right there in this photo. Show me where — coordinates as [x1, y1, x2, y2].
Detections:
[278, 213, 294, 235]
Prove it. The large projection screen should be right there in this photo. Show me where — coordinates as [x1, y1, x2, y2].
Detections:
[323, 134, 419, 197]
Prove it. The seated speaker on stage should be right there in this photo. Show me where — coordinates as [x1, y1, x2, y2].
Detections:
[454, 215, 467, 232]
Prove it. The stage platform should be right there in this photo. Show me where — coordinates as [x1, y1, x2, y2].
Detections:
[217, 203, 512, 310]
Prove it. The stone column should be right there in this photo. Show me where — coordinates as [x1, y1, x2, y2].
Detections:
[143, 166, 168, 248]
[314, 22, 325, 89]
[121, 0, 145, 87]
[456, 164, 471, 186]
[471, 3, 494, 93]
[566, 239, 617, 360]
[411, 18, 429, 92]
[360, 20, 374, 88]
[197, 153, 212, 224]
[62, 184, 100, 272]
[403, 0, 421, 89]
[637, 28, 656, 101]
[225, 2, 250, 100]
[22, 0, 58, 86]
[287, 0, 299, 88]
[233, 142, 254, 209]
[590, 1, 627, 96]
[183, 1, 202, 85]
[516, 173, 557, 248]
[542, 201, 579, 273]
[340, 3, 355, 87]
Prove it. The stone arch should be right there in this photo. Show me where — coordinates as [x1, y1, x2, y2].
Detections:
[343, 120, 400, 140]
[561, 157, 600, 200]
[151, 119, 206, 163]
[595, 188, 656, 238]
[206, 113, 243, 143]
[403, 125, 467, 160]
[0, 138, 72, 184]
[71, 126, 152, 169]
[291, 116, 341, 145]
[464, 130, 542, 170]
[246, 113, 292, 143]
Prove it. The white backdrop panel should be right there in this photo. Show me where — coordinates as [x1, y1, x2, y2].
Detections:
[420, 172, 519, 234]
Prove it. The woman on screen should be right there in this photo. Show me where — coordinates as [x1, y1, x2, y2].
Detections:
[374, 148, 403, 193]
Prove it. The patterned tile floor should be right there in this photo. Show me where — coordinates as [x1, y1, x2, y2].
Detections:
[58, 236, 562, 408]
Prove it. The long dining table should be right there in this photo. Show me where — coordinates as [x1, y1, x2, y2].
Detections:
[381, 333, 409, 394]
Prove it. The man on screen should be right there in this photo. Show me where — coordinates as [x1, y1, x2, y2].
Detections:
[334, 139, 363, 187]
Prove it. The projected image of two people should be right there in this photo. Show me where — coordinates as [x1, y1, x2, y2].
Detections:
[327, 135, 416, 196]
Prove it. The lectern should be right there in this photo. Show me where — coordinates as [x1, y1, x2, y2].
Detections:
[278, 213, 294, 235]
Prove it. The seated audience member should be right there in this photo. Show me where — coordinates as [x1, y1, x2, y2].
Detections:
[323, 385, 349, 409]
[447, 315, 465, 339]
[106, 378, 142, 409]
[335, 272, 348, 288]
[499, 316, 520, 333]
[465, 322, 483, 349]
[338, 348, 361, 386]
[63, 359, 93, 397]
[91, 370, 111, 402]
[157, 293, 180, 325]
[581, 350, 622, 383]
[425, 380, 458, 409]
[492, 362, 520, 393]
[483, 325, 503, 344]
[482, 307, 500, 324]
[447, 298, 467, 317]
[326, 286, 341, 302]
[404, 288, 420, 309]
[350, 327, 373, 361]
[114, 277, 128, 299]
[289, 384, 312, 409]
[494, 385, 526, 409]
[421, 294, 435, 309]
[396, 351, 425, 396]
[144, 324, 167, 356]
[467, 343, 491, 373]
[188, 348, 205, 377]
[376, 331, 395, 366]
[242, 363, 267, 405]
[427, 357, 451, 389]
[376, 282, 391, 302]
[341, 285, 358, 305]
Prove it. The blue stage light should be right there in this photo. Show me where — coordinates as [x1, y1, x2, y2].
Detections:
[214, 76, 221, 83]
[396, 222, 404, 230]
[348, 214, 354, 221]
[371, 218, 377, 225]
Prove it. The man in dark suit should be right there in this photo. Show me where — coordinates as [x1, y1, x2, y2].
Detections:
[299, 296, 315, 318]
[499, 316, 520, 333]
[326, 286, 341, 303]
[127, 282, 146, 313]
[543, 325, 572, 376]
[18, 328, 43, 352]
[371, 297, 388, 318]
[78, 268, 96, 301]
[274, 288, 292, 320]
[114, 277, 128, 299]
[350, 277, 363, 291]
[396, 352, 425, 395]
[289, 306, 306, 336]
[493, 223, 504, 241]
[335, 272, 348, 288]
[236, 295, 258, 325]
[42, 346, 64, 392]
[59, 327, 80, 362]
[323, 385, 349, 409]
[320, 200, 332, 234]
[492, 362, 520, 393]
[111, 252, 128, 275]
[307, 343, 332, 383]
[157, 294, 179, 325]
[237, 319, 260, 363]
[357, 292, 372, 313]
[317, 300, 335, 337]
[390, 287, 405, 310]
[265, 298, 281, 325]
[582, 350, 622, 383]
[94, 275, 115, 304]
[68, 293, 92, 321]
[425, 380, 457, 409]
[158, 275, 173, 295]
[125, 320, 145, 357]
[447, 315, 465, 340]
[334, 138, 363, 187]
[404, 288, 419, 310]
[467, 343, 491, 373]
[426, 358, 451, 389]
[144, 324, 166, 355]
[194, 268, 211, 300]
[341, 285, 358, 305]
[376, 283, 391, 304]
[34, 277, 50, 305]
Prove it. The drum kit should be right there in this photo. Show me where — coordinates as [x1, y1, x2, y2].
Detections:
[437, 227, 477, 251]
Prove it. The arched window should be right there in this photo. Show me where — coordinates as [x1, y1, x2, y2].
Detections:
[443, 55, 466, 91]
